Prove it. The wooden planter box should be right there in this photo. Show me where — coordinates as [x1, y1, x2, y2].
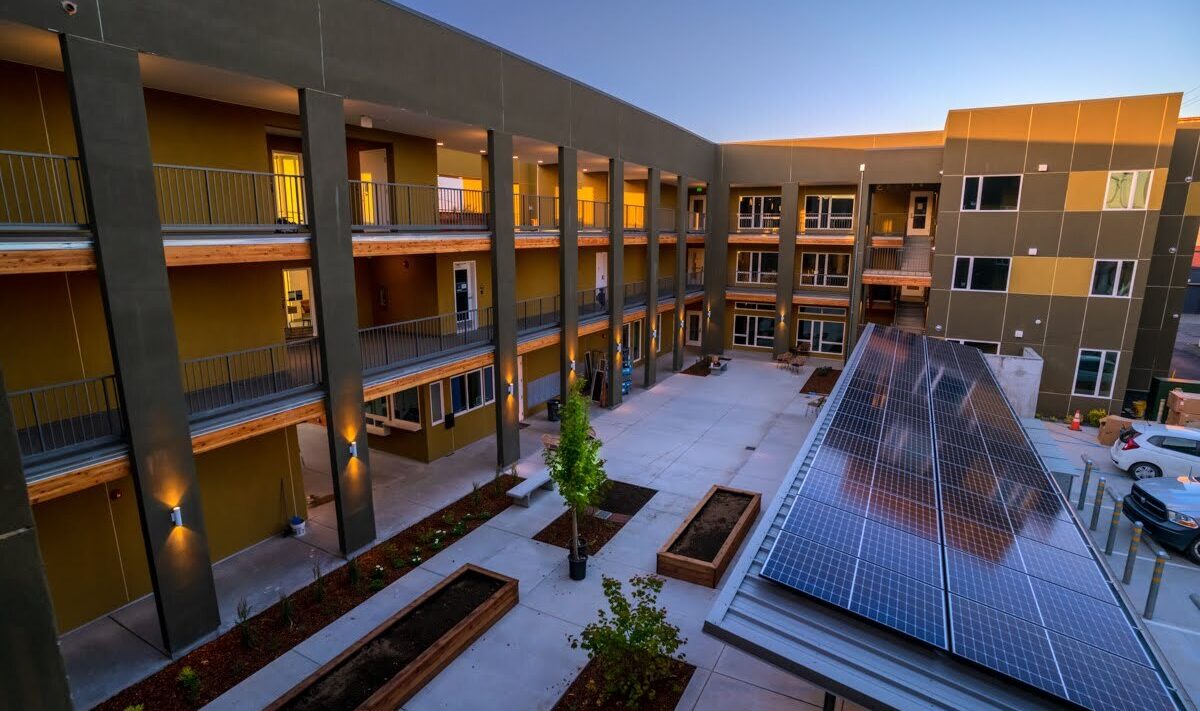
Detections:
[268, 564, 518, 710]
[656, 485, 761, 588]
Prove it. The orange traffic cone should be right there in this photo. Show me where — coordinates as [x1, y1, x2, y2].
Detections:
[1069, 410, 1082, 431]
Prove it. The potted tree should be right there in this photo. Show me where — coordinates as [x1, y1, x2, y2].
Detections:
[545, 379, 607, 580]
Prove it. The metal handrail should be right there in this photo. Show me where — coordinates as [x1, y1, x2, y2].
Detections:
[578, 286, 608, 319]
[796, 271, 851, 288]
[689, 212, 707, 232]
[865, 247, 902, 271]
[516, 294, 561, 333]
[578, 200, 610, 231]
[657, 275, 674, 297]
[803, 212, 854, 231]
[731, 267, 778, 286]
[737, 213, 781, 231]
[154, 164, 307, 229]
[515, 194, 559, 231]
[656, 207, 674, 231]
[8, 375, 123, 459]
[686, 270, 704, 291]
[0, 150, 88, 229]
[623, 204, 645, 230]
[350, 181, 488, 230]
[181, 338, 321, 417]
[624, 281, 647, 306]
[359, 306, 495, 372]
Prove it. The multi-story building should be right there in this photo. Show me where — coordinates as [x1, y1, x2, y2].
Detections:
[0, 2, 1195, 708]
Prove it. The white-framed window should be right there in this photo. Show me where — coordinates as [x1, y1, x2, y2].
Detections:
[733, 314, 775, 349]
[797, 305, 846, 316]
[737, 195, 781, 230]
[797, 319, 845, 354]
[1090, 259, 1136, 298]
[1104, 170, 1152, 210]
[961, 175, 1021, 211]
[799, 252, 851, 288]
[1073, 349, 1119, 398]
[803, 195, 855, 230]
[952, 256, 1010, 292]
[735, 251, 779, 284]
[734, 301, 774, 312]
[450, 365, 495, 415]
[429, 381, 444, 426]
[621, 318, 644, 362]
[365, 387, 422, 434]
[947, 338, 1000, 355]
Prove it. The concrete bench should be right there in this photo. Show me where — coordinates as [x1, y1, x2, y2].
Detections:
[506, 468, 555, 507]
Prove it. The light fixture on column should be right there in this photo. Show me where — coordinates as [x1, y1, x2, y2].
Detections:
[569, 359, 576, 372]
[705, 307, 712, 319]
[170, 506, 183, 528]
[349, 441, 359, 458]
[652, 328, 658, 339]
[506, 381, 514, 396]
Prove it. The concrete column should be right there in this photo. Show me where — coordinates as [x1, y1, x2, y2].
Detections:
[607, 158, 625, 407]
[61, 34, 219, 653]
[672, 176, 690, 371]
[703, 149, 729, 354]
[774, 183, 799, 356]
[299, 89, 376, 555]
[558, 147, 579, 404]
[488, 130, 521, 466]
[0, 369, 71, 710]
[846, 173, 871, 355]
[643, 168, 660, 387]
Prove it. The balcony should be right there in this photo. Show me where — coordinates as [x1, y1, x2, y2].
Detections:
[0, 150, 89, 236]
[624, 205, 645, 231]
[795, 270, 850, 290]
[729, 266, 778, 291]
[578, 200, 610, 231]
[869, 211, 909, 239]
[861, 241, 932, 287]
[624, 281, 647, 306]
[351, 182, 489, 232]
[515, 195, 558, 231]
[802, 213, 853, 232]
[690, 212, 707, 233]
[578, 286, 608, 321]
[652, 272, 704, 302]
[736, 213, 780, 233]
[515, 295, 560, 334]
[155, 164, 307, 233]
[359, 307, 495, 373]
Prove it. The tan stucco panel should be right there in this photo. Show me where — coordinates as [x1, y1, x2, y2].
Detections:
[1064, 171, 1107, 212]
[1186, 182, 1200, 217]
[1009, 256, 1056, 294]
[1051, 257, 1095, 297]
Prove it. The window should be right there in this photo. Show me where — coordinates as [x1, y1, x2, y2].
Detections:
[952, 257, 1010, 291]
[961, 175, 1021, 211]
[734, 301, 774, 312]
[735, 251, 779, 284]
[621, 319, 644, 362]
[733, 314, 775, 349]
[1105, 170, 1152, 210]
[737, 195, 781, 230]
[1073, 349, 1119, 398]
[797, 319, 845, 354]
[947, 339, 999, 355]
[450, 365, 495, 415]
[429, 381, 444, 425]
[1090, 260, 1135, 297]
[364, 387, 422, 433]
[799, 252, 851, 288]
[803, 195, 855, 230]
[797, 305, 847, 316]
[1148, 435, 1199, 455]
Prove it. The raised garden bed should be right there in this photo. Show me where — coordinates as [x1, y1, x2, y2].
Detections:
[98, 475, 520, 711]
[533, 480, 657, 555]
[801, 367, 841, 395]
[552, 656, 695, 711]
[657, 485, 761, 588]
[268, 564, 517, 711]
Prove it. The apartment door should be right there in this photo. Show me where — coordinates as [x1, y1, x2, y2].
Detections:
[282, 267, 315, 338]
[453, 261, 477, 331]
[357, 147, 390, 226]
[595, 252, 608, 305]
[907, 191, 934, 237]
[688, 194, 706, 230]
[271, 150, 305, 224]
[686, 248, 704, 287]
[685, 311, 703, 346]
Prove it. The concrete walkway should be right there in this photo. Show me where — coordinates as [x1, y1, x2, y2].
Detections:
[203, 352, 845, 710]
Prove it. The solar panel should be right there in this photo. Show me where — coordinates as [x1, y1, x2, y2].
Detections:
[761, 327, 1181, 710]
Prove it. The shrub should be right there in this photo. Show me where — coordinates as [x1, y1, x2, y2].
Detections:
[312, 560, 326, 604]
[278, 591, 294, 629]
[1085, 408, 1107, 428]
[471, 482, 483, 513]
[176, 666, 202, 705]
[569, 575, 686, 708]
[451, 519, 468, 536]
[235, 598, 254, 649]
[124, 705, 145, 711]
[384, 543, 403, 569]
[347, 557, 362, 590]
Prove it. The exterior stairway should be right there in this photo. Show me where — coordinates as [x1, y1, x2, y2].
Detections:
[899, 236, 932, 273]
[894, 301, 926, 334]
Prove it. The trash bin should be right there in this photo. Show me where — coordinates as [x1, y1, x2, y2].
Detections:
[547, 397, 562, 422]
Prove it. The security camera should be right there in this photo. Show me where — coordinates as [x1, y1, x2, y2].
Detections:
[61, 1, 78, 15]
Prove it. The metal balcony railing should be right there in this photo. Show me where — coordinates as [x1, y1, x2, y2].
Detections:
[737, 213, 780, 231]
[689, 212, 707, 232]
[803, 212, 853, 231]
[623, 204, 645, 230]
[350, 181, 489, 231]
[624, 281, 647, 307]
[686, 270, 704, 292]
[730, 267, 778, 288]
[869, 211, 910, 237]
[796, 271, 851, 289]
[515, 194, 559, 231]
[578, 286, 608, 320]
[0, 150, 88, 232]
[8, 375, 123, 459]
[865, 247, 902, 271]
[657, 275, 673, 298]
[155, 164, 307, 230]
[359, 306, 495, 373]
[181, 338, 322, 418]
[657, 207, 674, 231]
[516, 294, 560, 334]
[578, 200, 610, 231]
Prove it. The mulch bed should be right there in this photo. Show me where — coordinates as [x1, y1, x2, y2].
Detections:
[800, 367, 842, 395]
[667, 490, 755, 563]
[98, 475, 521, 711]
[552, 656, 695, 711]
[533, 481, 657, 555]
[680, 359, 710, 376]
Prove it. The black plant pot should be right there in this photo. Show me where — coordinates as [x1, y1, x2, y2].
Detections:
[568, 552, 588, 581]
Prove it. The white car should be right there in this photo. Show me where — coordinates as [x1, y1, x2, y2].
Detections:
[1110, 423, 1200, 480]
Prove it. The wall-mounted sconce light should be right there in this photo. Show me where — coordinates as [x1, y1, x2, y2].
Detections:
[569, 359, 576, 372]
[652, 329, 658, 339]
[705, 307, 712, 319]
[436, 141, 445, 147]
[349, 441, 359, 458]
[506, 382, 514, 396]
[935, 324, 943, 332]
[858, 163, 866, 172]
[679, 318, 685, 329]
[170, 506, 183, 528]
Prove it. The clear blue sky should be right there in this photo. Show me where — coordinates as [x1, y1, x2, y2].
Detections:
[397, 0, 1200, 142]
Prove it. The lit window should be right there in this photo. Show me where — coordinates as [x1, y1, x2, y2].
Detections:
[733, 314, 775, 349]
[799, 252, 850, 287]
[1073, 349, 1119, 398]
[1090, 260, 1135, 297]
[737, 196, 782, 230]
[364, 387, 422, 432]
[952, 257, 1010, 291]
[1104, 170, 1152, 210]
[803, 195, 855, 230]
[449, 365, 496, 415]
[797, 319, 845, 354]
[735, 251, 779, 284]
[621, 319, 644, 362]
[961, 175, 1021, 211]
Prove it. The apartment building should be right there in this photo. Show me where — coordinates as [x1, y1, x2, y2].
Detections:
[0, 2, 1196, 708]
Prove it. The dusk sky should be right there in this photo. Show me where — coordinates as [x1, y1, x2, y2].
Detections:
[398, 0, 1200, 142]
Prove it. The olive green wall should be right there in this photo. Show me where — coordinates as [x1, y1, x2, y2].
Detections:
[0, 62, 78, 155]
[624, 244, 647, 284]
[168, 263, 289, 358]
[436, 251, 493, 315]
[515, 249, 561, 301]
[521, 343, 560, 417]
[356, 254, 440, 328]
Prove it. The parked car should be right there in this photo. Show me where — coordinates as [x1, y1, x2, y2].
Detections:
[1123, 476, 1200, 563]
[1110, 423, 1200, 480]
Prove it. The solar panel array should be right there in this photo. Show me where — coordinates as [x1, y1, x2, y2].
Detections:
[761, 328, 1179, 711]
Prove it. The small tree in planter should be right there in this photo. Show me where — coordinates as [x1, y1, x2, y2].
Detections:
[545, 379, 607, 580]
